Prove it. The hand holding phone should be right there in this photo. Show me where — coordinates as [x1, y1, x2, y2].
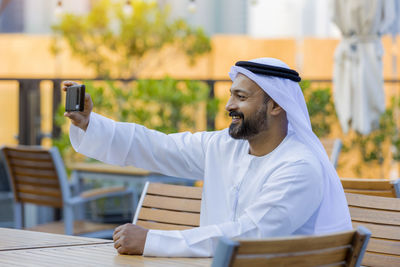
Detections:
[63, 81, 93, 131]
[65, 84, 85, 112]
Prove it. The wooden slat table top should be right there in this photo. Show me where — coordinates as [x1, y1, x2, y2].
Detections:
[67, 162, 150, 176]
[0, 243, 211, 267]
[0, 228, 112, 251]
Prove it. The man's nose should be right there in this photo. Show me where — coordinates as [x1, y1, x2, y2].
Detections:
[225, 97, 237, 112]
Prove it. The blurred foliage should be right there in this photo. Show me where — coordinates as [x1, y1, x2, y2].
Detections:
[349, 97, 400, 163]
[54, 78, 219, 161]
[51, 0, 211, 79]
[301, 80, 400, 176]
[300, 80, 336, 137]
[51, 0, 215, 161]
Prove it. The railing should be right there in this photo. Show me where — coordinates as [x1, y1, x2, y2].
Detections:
[1, 77, 400, 146]
[0, 78, 232, 146]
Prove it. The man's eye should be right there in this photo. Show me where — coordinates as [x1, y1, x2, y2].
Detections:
[238, 95, 246, 99]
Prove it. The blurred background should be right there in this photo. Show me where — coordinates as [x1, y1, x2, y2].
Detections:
[1, 0, 400, 233]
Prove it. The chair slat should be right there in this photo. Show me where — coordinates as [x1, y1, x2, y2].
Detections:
[136, 220, 194, 230]
[6, 150, 52, 160]
[233, 247, 349, 267]
[346, 193, 400, 211]
[10, 158, 55, 169]
[147, 183, 202, 199]
[17, 193, 63, 208]
[237, 231, 354, 254]
[349, 207, 400, 225]
[17, 184, 62, 198]
[142, 195, 201, 213]
[138, 207, 200, 227]
[342, 179, 398, 198]
[352, 222, 400, 240]
[362, 252, 400, 267]
[367, 238, 400, 255]
[13, 166, 58, 179]
[341, 179, 394, 190]
[344, 189, 395, 197]
[15, 175, 60, 188]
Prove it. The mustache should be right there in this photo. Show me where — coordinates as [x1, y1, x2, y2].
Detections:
[229, 111, 244, 118]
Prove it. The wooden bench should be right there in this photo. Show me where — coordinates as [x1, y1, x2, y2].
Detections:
[346, 193, 400, 266]
[133, 182, 202, 230]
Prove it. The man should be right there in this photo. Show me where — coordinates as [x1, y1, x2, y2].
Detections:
[64, 57, 352, 257]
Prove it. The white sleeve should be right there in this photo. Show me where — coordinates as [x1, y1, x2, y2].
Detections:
[69, 112, 213, 180]
[143, 159, 324, 257]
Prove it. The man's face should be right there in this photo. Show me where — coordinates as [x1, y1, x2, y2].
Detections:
[226, 74, 270, 140]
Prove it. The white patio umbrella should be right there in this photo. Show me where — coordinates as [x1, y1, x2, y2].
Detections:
[332, 0, 398, 135]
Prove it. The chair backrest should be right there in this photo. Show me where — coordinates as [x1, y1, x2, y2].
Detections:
[133, 182, 202, 230]
[341, 178, 400, 198]
[320, 137, 342, 168]
[346, 193, 400, 266]
[1, 146, 70, 208]
[212, 227, 371, 267]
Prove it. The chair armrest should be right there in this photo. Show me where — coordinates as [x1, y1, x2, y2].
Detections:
[65, 186, 134, 206]
[392, 179, 400, 198]
[80, 186, 127, 198]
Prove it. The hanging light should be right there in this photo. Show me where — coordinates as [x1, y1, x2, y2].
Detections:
[54, 0, 63, 18]
[123, 0, 133, 16]
[188, 0, 196, 14]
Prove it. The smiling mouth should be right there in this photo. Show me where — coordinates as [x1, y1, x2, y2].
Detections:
[231, 115, 242, 124]
[229, 111, 243, 124]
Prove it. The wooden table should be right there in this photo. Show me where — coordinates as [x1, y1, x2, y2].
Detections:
[0, 228, 112, 251]
[0, 228, 211, 266]
[68, 162, 151, 177]
[68, 162, 194, 185]
[68, 162, 196, 210]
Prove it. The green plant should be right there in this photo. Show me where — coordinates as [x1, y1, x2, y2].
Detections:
[350, 97, 400, 161]
[51, 0, 211, 79]
[51, 0, 214, 160]
[300, 80, 336, 137]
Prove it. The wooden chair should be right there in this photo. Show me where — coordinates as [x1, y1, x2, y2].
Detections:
[346, 193, 400, 266]
[133, 182, 202, 230]
[320, 137, 342, 168]
[341, 178, 400, 198]
[212, 227, 371, 267]
[1, 145, 135, 238]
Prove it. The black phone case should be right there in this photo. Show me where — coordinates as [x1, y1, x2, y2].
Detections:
[65, 85, 85, 112]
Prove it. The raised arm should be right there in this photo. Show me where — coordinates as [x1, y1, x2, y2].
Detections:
[64, 83, 213, 179]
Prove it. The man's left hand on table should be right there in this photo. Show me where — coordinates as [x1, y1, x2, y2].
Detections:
[113, 223, 149, 255]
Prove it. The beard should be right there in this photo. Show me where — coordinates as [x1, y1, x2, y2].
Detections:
[228, 105, 268, 140]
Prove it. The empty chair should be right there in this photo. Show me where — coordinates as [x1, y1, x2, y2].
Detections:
[341, 178, 400, 198]
[320, 137, 342, 168]
[212, 227, 370, 267]
[346, 193, 400, 266]
[1, 145, 135, 238]
[133, 182, 202, 230]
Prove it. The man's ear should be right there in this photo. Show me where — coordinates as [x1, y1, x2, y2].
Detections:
[269, 100, 284, 116]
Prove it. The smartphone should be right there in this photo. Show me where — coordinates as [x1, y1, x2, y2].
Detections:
[65, 84, 85, 112]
